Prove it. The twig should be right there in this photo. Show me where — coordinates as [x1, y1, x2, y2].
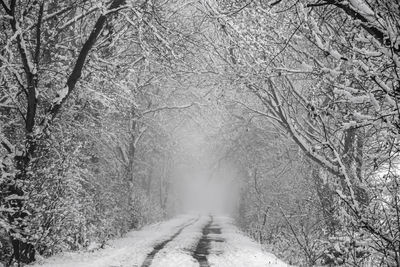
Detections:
[141, 102, 197, 116]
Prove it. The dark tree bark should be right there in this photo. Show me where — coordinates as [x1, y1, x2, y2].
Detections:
[320, 0, 399, 56]
[342, 127, 369, 206]
[3, 0, 126, 263]
[311, 167, 338, 234]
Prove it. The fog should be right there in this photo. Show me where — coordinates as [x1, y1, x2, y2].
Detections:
[168, 117, 241, 216]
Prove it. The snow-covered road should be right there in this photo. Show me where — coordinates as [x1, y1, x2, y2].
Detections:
[33, 215, 288, 267]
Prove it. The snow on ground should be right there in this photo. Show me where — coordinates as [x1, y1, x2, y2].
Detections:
[150, 216, 209, 267]
[208, 216, 289, 267]
[32, 214, 289, 267]
[32, 214, 197, 267]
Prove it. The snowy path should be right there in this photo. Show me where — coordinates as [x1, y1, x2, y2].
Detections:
[33, 215, 288, 267]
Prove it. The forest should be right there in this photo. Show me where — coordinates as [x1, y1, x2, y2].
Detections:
[0, 0, 399, 266]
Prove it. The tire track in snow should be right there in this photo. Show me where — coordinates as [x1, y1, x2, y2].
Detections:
[192, 216, 223, 267]
[140, 217, 199, 267]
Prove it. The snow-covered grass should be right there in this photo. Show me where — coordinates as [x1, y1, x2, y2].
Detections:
[32, 214, 197, 267]
[208, 216, 289, 267]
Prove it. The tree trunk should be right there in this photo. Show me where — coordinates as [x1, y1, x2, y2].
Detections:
[342, 127, 369, 206]
[311, 167, 338, 234]
[4, 0, 126, 263]
[8, 138, 36, 264]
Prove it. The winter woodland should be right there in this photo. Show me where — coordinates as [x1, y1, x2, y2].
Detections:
[1, 0, 400, 266]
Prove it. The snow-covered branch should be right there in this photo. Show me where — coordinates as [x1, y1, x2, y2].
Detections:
[141, 102, 198, 116]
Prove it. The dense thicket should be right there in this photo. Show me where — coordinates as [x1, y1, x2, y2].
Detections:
[0, 0, 201, 264]
[205, 0, 400, 265]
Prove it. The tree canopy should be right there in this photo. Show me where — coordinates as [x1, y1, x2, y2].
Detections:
[1, 0, 400, 265]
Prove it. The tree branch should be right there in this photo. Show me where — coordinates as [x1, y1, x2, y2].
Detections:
[0, 133, 13, 153]
[321, 0, 399, 55]
[34, 2, 44, 65]
[57, 6, 99, 31]
[8, 0, 37, 133]
[306, 2, 330, 8]
[230, 99, 281, 122]
[0, 0, 10, 14]
[141, 102, 197, 116]
[42, 0, 126, 126]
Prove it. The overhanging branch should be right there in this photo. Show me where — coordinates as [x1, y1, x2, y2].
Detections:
[141, 102, 198, 116]
[41, 0, 127, 128]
